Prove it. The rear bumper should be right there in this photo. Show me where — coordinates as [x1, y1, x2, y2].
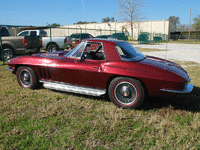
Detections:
[160, 83, 193, 93]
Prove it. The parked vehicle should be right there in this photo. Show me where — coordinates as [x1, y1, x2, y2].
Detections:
[0, 27, 10, 36]
[6, 39, 193, 109]
[138, 33, 149, 44]
[17, 30, 69, 51]
[64, 33, 94, 48]
[0, 28, 42, 61]
[95, 35, 109, 39]
[109, 32, 128, 41]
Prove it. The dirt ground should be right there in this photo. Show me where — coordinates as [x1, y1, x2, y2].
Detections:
[134, 43, 200, 63]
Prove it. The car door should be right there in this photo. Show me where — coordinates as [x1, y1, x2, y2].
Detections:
[73, 59, 104, 88]
[26, 31, 37, 49]
[56, 42, 105, 89]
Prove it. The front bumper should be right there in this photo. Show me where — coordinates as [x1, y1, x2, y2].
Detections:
[6, 67, 13, 72]
[6, 67, 15, 74]
[160, 83, 193, 93]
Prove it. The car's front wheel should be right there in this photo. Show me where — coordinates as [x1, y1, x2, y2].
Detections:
[3, 48, 14, 61]
[16, 66, 38, 89]
[108, 77, 145, 109]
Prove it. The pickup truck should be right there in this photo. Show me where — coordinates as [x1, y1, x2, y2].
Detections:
[17, 30, 69, 51]
[0, 27, 42, 61]
[64, 33, 94, 49]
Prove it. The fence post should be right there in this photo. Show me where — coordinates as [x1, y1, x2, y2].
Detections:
[49, 25, 53, 52]
[78, 25, 82, 40]
[98, 26, 102, 35]
[0, 29, 5, 65]
[78, 25, 82, 34]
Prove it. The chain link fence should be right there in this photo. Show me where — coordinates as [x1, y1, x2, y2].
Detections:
[170, 31, 200, 41]
[1, 25, 126, 65]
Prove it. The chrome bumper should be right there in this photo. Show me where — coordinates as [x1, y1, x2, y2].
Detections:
[160, 83, 193, 93]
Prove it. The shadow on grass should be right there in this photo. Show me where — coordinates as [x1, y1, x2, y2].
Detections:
[138, 86, 200, 113]
[45, 85, 200, 113]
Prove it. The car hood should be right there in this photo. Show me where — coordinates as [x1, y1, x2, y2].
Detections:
[141, 55, 190, 81]
[34, 51, 68, 58]
[8, 51, 69, 67]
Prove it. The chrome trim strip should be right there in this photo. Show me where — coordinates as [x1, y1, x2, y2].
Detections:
[40, 80, 106, 96]
[160, 83, 193, 93]
[6, 67, 13, 72]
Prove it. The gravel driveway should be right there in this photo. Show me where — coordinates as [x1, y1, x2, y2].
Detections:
[134, 43, 200, 63]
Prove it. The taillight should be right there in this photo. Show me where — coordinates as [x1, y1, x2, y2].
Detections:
[21, 39, 28, 47]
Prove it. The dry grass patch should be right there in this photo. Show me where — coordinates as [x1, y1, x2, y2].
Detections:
[136, 47, 163, 52]
[165, 40, 200, 44]
[0, 61, 200, 149]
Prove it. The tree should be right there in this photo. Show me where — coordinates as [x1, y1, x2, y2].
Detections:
[90, 21, 97, 23]
[102, 17, 116, 23]
[169, 16, 180, 31]
[176, 24, 189, 32]
[114, 0, 145, 37]
[74, 21, 89, 24]
[50, 23, 60, 27]
[193, 15, 200, 31]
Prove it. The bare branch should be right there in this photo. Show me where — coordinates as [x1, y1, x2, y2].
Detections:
[114, 0, 145, 36]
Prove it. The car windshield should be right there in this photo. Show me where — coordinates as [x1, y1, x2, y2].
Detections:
[65, 42, 86, 58]
[70, 34, 80, 38]
[115, 42, 146, 62]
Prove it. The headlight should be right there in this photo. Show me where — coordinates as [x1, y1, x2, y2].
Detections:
[7, 59, 12, 63]
[7, 57, 15, 63]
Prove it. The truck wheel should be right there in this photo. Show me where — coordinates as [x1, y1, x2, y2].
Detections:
[36, 48, 40, 53]
[108, 77, 145, 109]
[16, 66, 38, 89]
[47, 44, 58, 52]
[3, 48, 14, 61]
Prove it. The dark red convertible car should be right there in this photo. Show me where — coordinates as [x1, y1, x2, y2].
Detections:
[6, 39, 193, 109]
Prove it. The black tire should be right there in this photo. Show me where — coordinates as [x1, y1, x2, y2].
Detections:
[108, 77, 145, 109]
[36, 48, 40, 53]
[16, 66, 38, 89]
[47, 44, 59, 52]
[3, 48, 14, 61]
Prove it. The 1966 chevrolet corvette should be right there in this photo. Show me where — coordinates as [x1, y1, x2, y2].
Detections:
[6, 39, 193, 109]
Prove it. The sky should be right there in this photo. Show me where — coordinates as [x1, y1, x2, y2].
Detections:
[0, 0, 199, 27]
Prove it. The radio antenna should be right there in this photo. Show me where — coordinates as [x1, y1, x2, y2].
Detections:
[165, 42, 168, 61]
[164, 42, 168, 70]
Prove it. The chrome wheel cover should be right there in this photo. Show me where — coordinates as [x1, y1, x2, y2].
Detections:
[3, 51, 13, 61]
[51, 47, 57, 52]
[114, 81, 138, 106]
[48, 46, 57, 52]
[19, 69, 31, 87]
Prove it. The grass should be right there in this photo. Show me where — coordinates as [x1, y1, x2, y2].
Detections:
[128, 40, 200, 45]
[136, 47, 163, 52]
[162, 40, 200, 44]
[0, 61, 200, 149]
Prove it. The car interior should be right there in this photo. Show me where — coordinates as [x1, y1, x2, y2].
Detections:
[83, 43, 105, 60]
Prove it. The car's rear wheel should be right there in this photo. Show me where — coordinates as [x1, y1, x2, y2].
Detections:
[47, 44, 59, 52]
[108, 77, 145, 109]
[16, 66, 38, 89]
